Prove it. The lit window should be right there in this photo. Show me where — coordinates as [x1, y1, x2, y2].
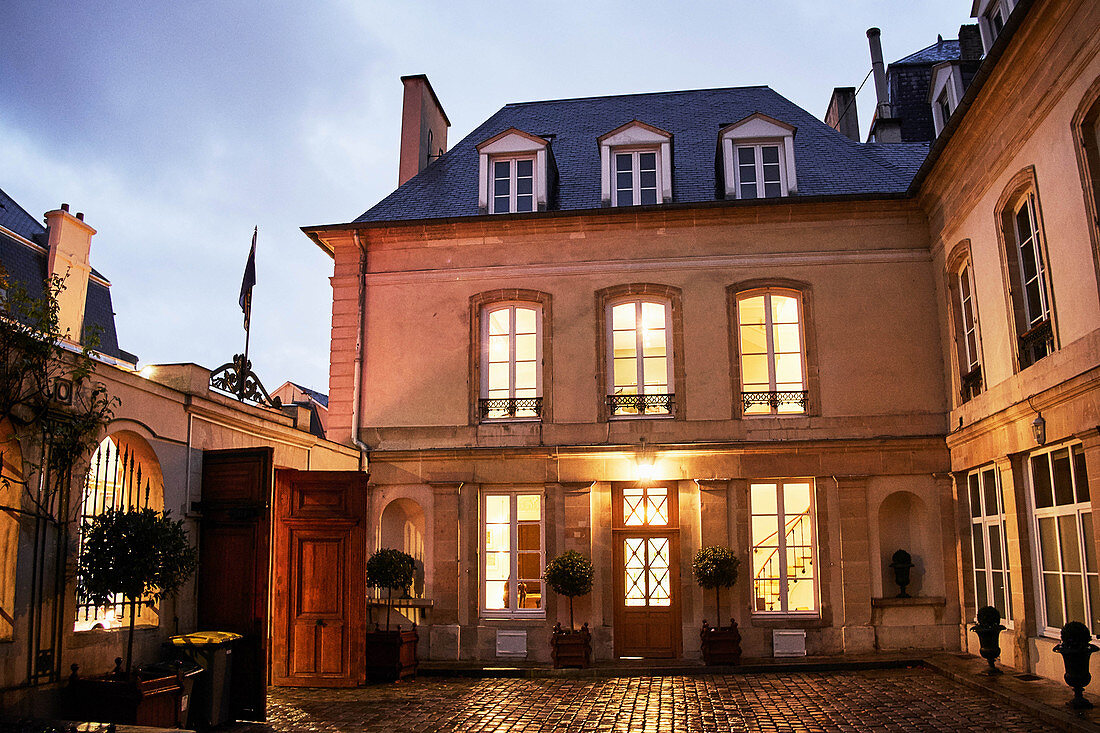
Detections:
[1010, 191, 1054, 367]
[607, 298, 673, 417]
[1030, 444, 1098, 634]
[751, 480, 817, 614]
[490, 157, 535, 214]
[622, 486, 669, 527]
[482, 492, 543, 617]
[968, 466, 1012, 620]
[620, 486, 672, 609]
[480, 303, 541, 420]
[953, 261, 984, 403]
[737, 289, 806, 415]
[614, 150, 660, 206]
[734, 144, 785, 199]
[75, 434, 164, 631]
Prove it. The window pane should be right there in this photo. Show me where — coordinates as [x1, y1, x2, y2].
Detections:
[774, 353, 803, 384]
[774, 324, 801, 353]
[742, 354, 769, 385]
[612, 302, 636, 330]
[1074, 446, 1090, 502]
[968, 473, 982, 518]
[614, 358, 638, 389]
[989, 524, 1003, 571]
[616, 171, 632, 189]
[516, 195, 533, 213]
[1085, 512, 1097, 573]
[752, 516, 779, 546]
[486, 495, 510, 525]
[617, 189, 633, 207]
[1090, 576, 1100, 634]
[613, 330, 636, 359]
[1053, 449, 1074, 506]
[740, 183, 757, 199]
[488, 362, 510, 391]
[738, 296, 766, 325]
[494, 195, 510, 213]
[784, 483, 812, 515]
[972, 525, 986, 570]
[762, 164, 782, 184]
[639, 152, 656, 170]
[1033, 453, 1053, 508]
[772, 295, 799, 324]
[515, 333, 537, 361]
[514, 361, 536, 391]
[485, 580, 508, 609]
[1044, 573, 1065, 627]
[517, 523, 540, 552]
[975, 567, 989, 609]
[761, 146, 780, 165]
[751, 483, 778, 515]
[494, 161, 510, 178]
[1060, 514, 1083, 573]
[641, 328, 665, 358]
[764, 182, 782, 198]
[486, 551, 510, 580]
[519, 579, 541, 609]
[737, 147, 756, 165]
[488, 334, 509, 362]
[643, 357, 667, 387]
[640, 188, 657, 205]
[515, 307, 536, 334]
[1038, 516, 1059, 572]
[740, 324, 767, 354]
[616, 153, 633, 172]
[488, 309, 510, 335]
[640, 170, 657, 188]
[516, 176, 533, 196]
[516, 159, 533, 177]
[1065, 576, 1086, 627]
[752, 545, 778, 579]
[992, 572, 1007, 616]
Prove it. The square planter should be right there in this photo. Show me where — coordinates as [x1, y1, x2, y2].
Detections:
[701, 620, 742, 666]
[551, 623, 591, 669]
[65, 659, 190, 728]
[365, 626, 419, 680]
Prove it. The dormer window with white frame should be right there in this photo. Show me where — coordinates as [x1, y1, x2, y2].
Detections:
[929, 61, 966, 136]
[476, 128, 551, 214]
[973, 0, 1017, 55]
[598, 121, 672, 207]
[719, 113, 797, 200]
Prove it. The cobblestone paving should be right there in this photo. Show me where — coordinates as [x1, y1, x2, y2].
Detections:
[227, 669, 1057, 732]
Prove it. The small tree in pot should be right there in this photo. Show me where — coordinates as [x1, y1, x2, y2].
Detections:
[364, 548, 419, 679]
[543, 550, 594, 668]
[692, 546, 742, 665]
[70, 507, 198, 726]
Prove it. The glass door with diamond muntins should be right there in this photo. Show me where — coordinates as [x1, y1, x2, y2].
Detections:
[613, 485, 680, 658]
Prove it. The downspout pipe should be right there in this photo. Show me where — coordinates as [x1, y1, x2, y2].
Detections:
[351, 230, 371, 473]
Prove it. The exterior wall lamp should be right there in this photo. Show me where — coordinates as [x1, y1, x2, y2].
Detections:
[1032, 413, 1046, 445]
[635, 437, 656, 482]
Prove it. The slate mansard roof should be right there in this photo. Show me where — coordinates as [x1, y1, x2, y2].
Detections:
[355, 85, 930, 224]
[0, 186, 135, 364]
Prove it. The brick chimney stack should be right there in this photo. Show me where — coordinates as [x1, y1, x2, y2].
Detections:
[825, 87, 860, 142]
[398, 74, 451, 186]
[958, 23, 983, 61]
[43, 204, 95, 342]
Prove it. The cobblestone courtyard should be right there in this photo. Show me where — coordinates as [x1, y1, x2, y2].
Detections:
[227, 668, 1060, 732]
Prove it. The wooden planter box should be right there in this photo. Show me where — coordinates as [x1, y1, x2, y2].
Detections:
[365, 626, 419, 680]
[701, 620, 742, 666]
[65, 661, 186, 728]
[551, 623, 591, 669]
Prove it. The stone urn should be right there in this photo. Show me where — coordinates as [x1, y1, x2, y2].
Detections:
[1053, 621, 1099, 709]
[969, 605, 1006, 674]
[889, 549, 914, 598]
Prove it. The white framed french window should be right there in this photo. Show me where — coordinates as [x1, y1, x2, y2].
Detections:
[606, 297, 673, 417]
[967, 465, 1013, 624]
[736, 288, 806, 416]
[481, 490, 545, 619]
[489, 156, 536, 214]
[750, 479, 818, 616]
[479, 303, 542, 421]
[1029, 443, 1098, 636]
[733, 143, 786, 200]
[1013, 192, 1050, 329]
[613, 149, 661, 207]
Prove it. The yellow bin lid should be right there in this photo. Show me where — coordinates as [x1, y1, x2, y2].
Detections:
[168, 631, 243, 646]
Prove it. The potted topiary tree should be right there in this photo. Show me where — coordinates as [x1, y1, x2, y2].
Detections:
[68, 506, 198, 727]
[364, 548, 418, 680]
[543, 550, 594, 668]
[692, 545, 742, 665]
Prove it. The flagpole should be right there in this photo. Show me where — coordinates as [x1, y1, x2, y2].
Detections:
[239, 226, 257, 401]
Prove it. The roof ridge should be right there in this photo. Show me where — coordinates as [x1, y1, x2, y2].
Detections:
[0, 185, 46, 237]
[892, 38, 961, 65]
[503, 84, 772, 108]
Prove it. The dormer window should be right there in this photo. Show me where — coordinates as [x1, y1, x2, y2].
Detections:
[974, 0, 1017, 55]
[929, 62, 965, 136]
[598, 121, 672, 207]
[476, 128, 552, 214]
[719, 113, 797, 200]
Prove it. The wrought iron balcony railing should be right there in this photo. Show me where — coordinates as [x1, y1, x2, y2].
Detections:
[607, 393, 675, 416]
[960, 366, 983, 404]
[742, 390, 808, 413]
[1018, 318, 1054, 369]
[479, 397, 542, 421]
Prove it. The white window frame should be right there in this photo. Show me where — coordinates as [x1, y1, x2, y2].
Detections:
[606, 296, 674, 418]
[479, 302, 542, 421]
[732, 143, 787, 200]
[480, 490, 545, 619]
[489, 156, 537, 215]
[957, 263, 981, 374]
[719, 113, 797, 199]
[736, 288, 807, 416]
[1028, 442, 1098, 637]
[967, 465, 1013, 625]
[476, 128, 549, 214]
[1012, 192, 1050, 329]
[612, 148, 661, 207]
[597, 120, 672, 206]
[975, 0, 1017, 55]
[750, 479, 819, 617]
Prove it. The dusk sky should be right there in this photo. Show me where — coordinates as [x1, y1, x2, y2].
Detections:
[1, 1, 972, 395]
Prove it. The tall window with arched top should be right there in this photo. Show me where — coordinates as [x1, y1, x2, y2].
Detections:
[1072, 78, 1100, 306]
[75, 432, 164, 632]
[479, 303, 542, 420]
[607, 297, 673, 417]
[946, 244, 985, 404]
[736, 288, 807, 416]
[997, 170, 1056, 370]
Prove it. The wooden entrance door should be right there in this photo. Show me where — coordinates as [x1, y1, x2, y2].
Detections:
[271, 469, 367, 687]
[612, 484, 681, 658]
[199, 448, 273, 722]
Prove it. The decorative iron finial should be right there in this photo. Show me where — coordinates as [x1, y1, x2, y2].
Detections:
[209, 353, 282, 408]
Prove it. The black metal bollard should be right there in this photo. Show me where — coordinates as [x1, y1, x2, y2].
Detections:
[970, 605, 1006, 674]
[890, 549, 914, 598]
[1053, 621, 1099, 709]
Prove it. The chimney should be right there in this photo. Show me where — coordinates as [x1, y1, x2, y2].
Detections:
[958, 23, 983, 61]
[43, 205, 95, 342]
[867, 28, 890, 119]
[398, 74, 451, 186]
[825, 87, 860, 142]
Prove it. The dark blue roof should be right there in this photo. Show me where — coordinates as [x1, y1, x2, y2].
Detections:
[356, 85, 928, 224]
[290, 381, 329, 408]
[892, 39, 961, 66]
[0, 186, 133, 363]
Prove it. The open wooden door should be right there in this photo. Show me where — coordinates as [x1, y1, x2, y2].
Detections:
[199, 447, 273, 721]
[271, 468, 367, 687]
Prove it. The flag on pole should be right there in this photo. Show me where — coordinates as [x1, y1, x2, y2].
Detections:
[239, 227, 257, 330]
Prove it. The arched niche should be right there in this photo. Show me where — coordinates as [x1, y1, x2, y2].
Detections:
[0, 421, 23, 641]
[379, 497, 426, 599]
[877, 490, 932, 597]
[76, 430, 165, 632]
